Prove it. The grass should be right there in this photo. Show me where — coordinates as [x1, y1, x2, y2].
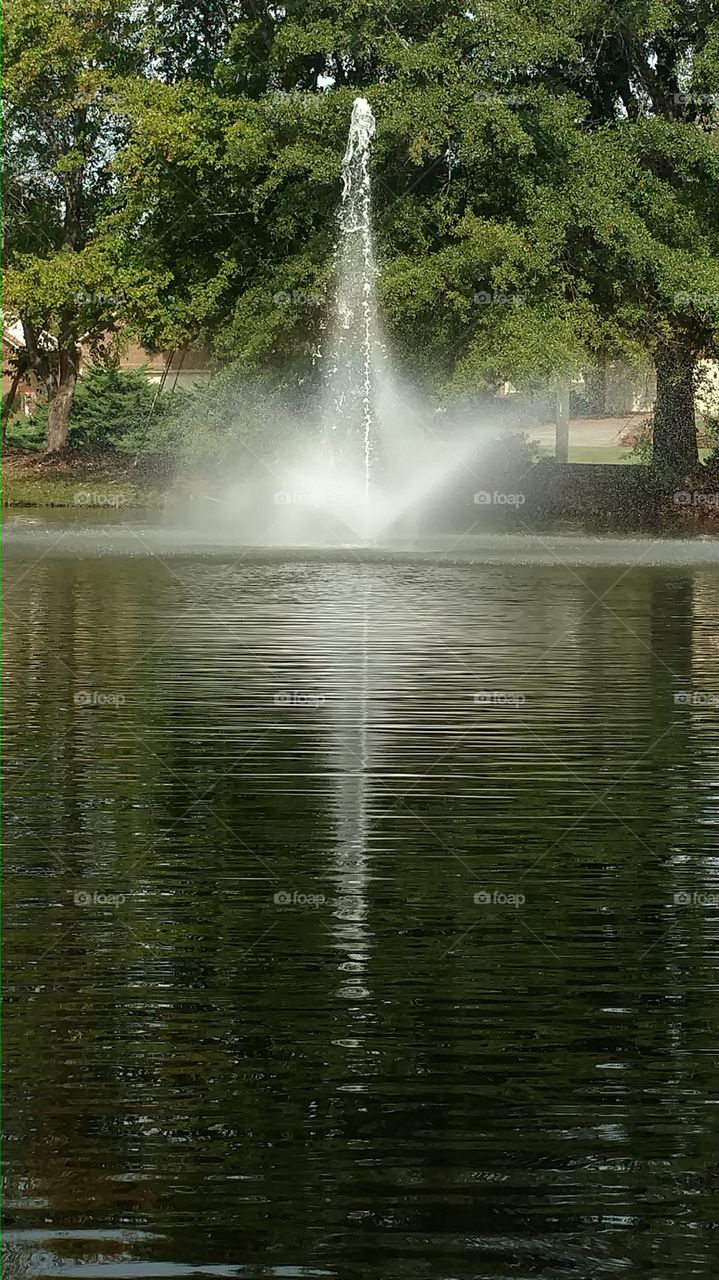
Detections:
[566, 446, 713, 465]
[3, 442, 714, 506]
[2, 476, 165, 509]
[2, 446, 168, 509]
[568, 446, 636, 465]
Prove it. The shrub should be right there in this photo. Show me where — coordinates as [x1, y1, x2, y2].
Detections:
[9, 363, 186, 451]
[702, 415, 719, 470]
[157, 363, 321, 467]
[620, 414, 719, 467]
[620, 416, 654, 464]
[4, 411, 47, 450]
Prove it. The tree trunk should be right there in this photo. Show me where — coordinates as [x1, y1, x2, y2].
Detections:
[44, 353, 78, 454]
[2, 369, 23, 445]
[554, 379, 570, 462]
[652, 343, 699, 472]
[584, 365, 607, 415]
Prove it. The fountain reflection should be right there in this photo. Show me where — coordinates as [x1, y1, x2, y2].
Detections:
[328, 577, 373, 1011]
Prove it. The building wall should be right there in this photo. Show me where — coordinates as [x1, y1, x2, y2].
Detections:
[2, 337, 40, 412]
[5, 332, 719, 420]
[117, 343, 212, 385]
[697, 361, 719, 416]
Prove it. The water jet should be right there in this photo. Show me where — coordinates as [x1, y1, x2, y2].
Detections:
[206, 97, 533, 549]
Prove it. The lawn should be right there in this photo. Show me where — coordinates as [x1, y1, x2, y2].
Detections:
[568, 446, 636, 464]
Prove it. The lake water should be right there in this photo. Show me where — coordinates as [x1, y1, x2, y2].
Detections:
[4, 514, 719, 1279]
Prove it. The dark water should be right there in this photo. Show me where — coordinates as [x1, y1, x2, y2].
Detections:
[4, 516, 719, 1279]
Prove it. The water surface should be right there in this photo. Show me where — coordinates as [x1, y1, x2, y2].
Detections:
[4, 515, 719, 1279]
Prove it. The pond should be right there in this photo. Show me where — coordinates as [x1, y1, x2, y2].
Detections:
[4, 513, 719, 1279]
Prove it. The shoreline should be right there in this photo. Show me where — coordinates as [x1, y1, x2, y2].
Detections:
[3, 447, 719, 535]
[2, 446, 169, 509]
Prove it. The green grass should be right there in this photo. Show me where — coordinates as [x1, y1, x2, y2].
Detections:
[566, 445, 713, 465]
[567, 446, 636, 465]
[2, 477, 164, 509]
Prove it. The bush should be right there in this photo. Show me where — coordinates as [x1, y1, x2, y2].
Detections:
[702, 415, 719, 470]
[620, 416, 654, 463]
[9, 363, 186, 451]
[4, 411, 47, 450]
[620, 413, 719, 466]
[157, 362, 320, 467]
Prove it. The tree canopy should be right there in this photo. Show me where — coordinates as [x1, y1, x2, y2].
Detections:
[3, 0, 719, 467]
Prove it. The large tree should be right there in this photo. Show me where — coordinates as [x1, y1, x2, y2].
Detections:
[2, 0, 145, 451]
[7, 0, 717, 472]
[113, 3, 593, 389]
[114, 1, 719, 475]
[537, 0, 719, 471]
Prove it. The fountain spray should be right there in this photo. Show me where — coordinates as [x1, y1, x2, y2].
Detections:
[329, 97, 378, 527]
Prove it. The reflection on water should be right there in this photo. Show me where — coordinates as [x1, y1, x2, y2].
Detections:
[4, 520, 719, 1279]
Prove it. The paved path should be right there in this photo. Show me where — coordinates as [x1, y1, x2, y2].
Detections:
[527, 414, 647, 448]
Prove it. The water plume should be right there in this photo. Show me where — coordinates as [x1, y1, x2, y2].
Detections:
[194, 96, 535, 547]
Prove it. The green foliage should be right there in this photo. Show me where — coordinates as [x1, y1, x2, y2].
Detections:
[74, 364, 159, 447]
[479, 428, 544, 485]
[107, 1, 719, 408]
[13, 363, 184, 450]
[4, 0, 719, 466]
[154, 363, 321, 465]
[5, 413, 47, 451]
[625, 417, 655, 465]
[2, 0, 145, 340]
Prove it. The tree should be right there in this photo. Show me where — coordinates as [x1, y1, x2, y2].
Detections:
[2, 346, 32, 444]
[123, 0, 717, 476]
[113, 3, 593, 392]
[2, 0, 144, 452]
[7, 0, 715, 474]
[144, 1, 246, 87]
[536, 0, 719, 471]
[21, 361, 184, 450]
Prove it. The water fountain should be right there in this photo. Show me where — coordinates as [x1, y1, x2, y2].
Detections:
[209, 96, 522, 549]
[326, 96, 379, 507]
[310, 96, 496, 545]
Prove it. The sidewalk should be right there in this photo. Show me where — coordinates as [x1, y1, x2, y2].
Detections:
[526, 414, 646, 449]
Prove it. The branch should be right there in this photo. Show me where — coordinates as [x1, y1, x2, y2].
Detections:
[20, 314, 53, 392]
